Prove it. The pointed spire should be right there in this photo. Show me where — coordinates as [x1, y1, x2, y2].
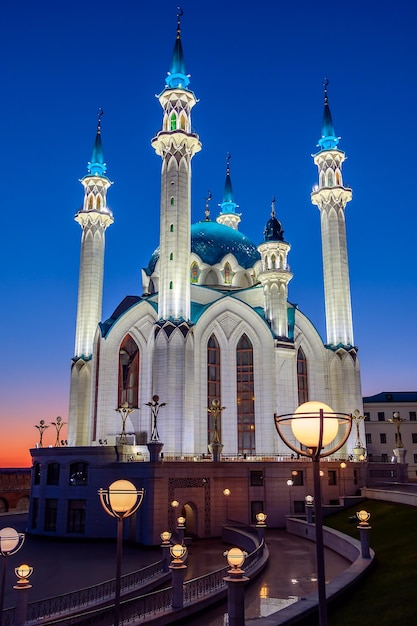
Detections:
[165, 7, 190, 90]
[220, 153, 239, 214]
[205, 191, 212, 221]
[263, 196, 284, 242]
[317, 79, 339, 151]
[88, 109, 107, 176]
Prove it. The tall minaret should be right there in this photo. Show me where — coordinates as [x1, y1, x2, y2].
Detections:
[216, 154, 241, 230]
[257, 198, 293, 339]
[151, 10, 201, 321]
[311, 81, 354, 348]
[69, 112, 113, 446]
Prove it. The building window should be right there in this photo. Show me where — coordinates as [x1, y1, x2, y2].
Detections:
[381, 453, 388, 462]
[69, 462, 88, 486]
[180, 114, 186, 130]
[328, 470, 337, 486]
[169, 281, 173, 289]
[413, 454, 417, 464]
[250, 471, 263, 486]
[297, 347, 308, 404]
[170, 113, 177, 130]
[33, 463, 41, 485]
[118, 335, 139, 408]
[412, 434, 417, 444]
[46, 463, 60, 486]
[364, 412, 370, 421]
[380, 433, 387, 444]
[378, 412, 385, 421]
[170, 224, 174, 232]
[223, 262, 232, 285]
[236, 334, 255, 455]
[44, 499, 58, 532]
[366, 433, 372, 445]
[207, 335, 221, 445]
[169, 252, 173, 260]
[410, 412, 416, 421]
[170, 196, 175, 206]
[190, 261, 200, 284]
[67, 500, 86, 533]
[250, 501, 264, 524]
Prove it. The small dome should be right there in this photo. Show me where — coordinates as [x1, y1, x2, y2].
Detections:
[263, 216, 284, 242]
[145, 221, 260, 275]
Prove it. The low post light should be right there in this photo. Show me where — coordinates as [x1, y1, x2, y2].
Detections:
[275, 401, 352, 626]
[98, 480, 144, 626]
[13, 564, 33, 626]
[0, 527, 25, 624]
[340, 462, 347, 498]
[223, 488, 231, 521]
[286, 479, 294, 515]
[160, 531, 172, 572]
[305, 495, 314, 524]
[356, 510, 372, 558]
[170, 544, 187, 609]
[224, 548, 249, 626]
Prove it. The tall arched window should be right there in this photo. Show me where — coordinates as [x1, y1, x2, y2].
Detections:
[170, 113, 177, 130]
[297, 347, 308, 405]
[118, 335, 139, 407]
[190, 261, 200, 283]
[223, 262, 232, 284]
[207, 335, 221, 445]
[236, 334, 255, 454]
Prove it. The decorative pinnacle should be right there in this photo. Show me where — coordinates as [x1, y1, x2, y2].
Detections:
[97, 107, 104, 133]
[323, 77, 329, 106]
[226, 151, 231, 175]
[271, 195, 276, 218]
[205, 190, 212, 221]
[177, 6, 183, 39]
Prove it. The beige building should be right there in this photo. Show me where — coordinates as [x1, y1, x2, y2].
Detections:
[363, 392, 417, 480]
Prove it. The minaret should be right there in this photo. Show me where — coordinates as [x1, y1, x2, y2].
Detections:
[216, 154, 241, 230]
[257, 197, 293, 339]
[74, 111, 113, 358]
[151, 10, 201, 321]
[69, 112, 113, 446]
[311, 81, 354, 349]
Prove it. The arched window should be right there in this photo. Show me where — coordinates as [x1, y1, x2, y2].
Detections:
[169, 252, 173, 260]
[170, 224, 174, 232]
[169, 281, 173, 289]
[170, 113, 177, 130]
[46, 463, 60, 486]
[118, 335, 139, 408]
[207, 335, 221, 445]
[69, 462, 88, 486]
[336, 170, 341, 185]
[297, 347, 308, 404]
[327, 171, 334, 187]
[33, 463, 41, 485]
[271, 254, 276, 269]
[236, 334, 255, 454]
[96, 195, 101, 210]
[224, 262, 232, 284]
[170, 196, 175, 206]
[190, 261, 200, 283]
[88, 195, 93, 210]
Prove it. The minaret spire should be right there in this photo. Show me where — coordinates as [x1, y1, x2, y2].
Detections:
[257, 197, 293, 340]
[69, 112, 114, 445]
[216, 153, 241, 230]
[311, 80, 354, 350]
[151, 10, 201, 321]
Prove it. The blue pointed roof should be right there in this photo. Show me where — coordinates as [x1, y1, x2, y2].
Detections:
[165, 10, 190, 90]
[219, 155, 239, 215]
[88, 111, 106, 176]
[317, 80, 339, 151]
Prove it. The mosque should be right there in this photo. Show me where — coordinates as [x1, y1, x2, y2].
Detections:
[29, 13, 364, 545]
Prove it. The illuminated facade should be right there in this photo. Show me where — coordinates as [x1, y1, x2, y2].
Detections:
[67, 15, 362, 457]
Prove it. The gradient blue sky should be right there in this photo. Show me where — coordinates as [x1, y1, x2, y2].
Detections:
[1, 0, 416, 466]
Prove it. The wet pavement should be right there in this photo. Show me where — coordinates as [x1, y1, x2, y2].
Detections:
[2, 513, 349, 622]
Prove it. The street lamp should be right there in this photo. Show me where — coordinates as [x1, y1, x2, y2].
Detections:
[0, 527, 25, 624]
[98, 480, 144, 626]
[275, 400, 352, 626]
[286, 479, 294, 514]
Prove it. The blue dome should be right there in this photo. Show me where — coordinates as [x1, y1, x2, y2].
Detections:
[145, 221, 260, 275]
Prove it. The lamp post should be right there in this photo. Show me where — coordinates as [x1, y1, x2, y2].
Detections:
[275, 401, 351, 626]
[177, 516, 186, 543]
[223, 547, 249, 626]
[13, 564, 33, 626]
[356, 510, 372, 558]
[98, 480, 144, 626]
[170, 544, 187, 609]
[0, 527, 25, 624]
[286, 479, 293, 514]
[223, 488, 231, 521]
[340, 462, 347, 498]
[255, 512, 267, 543]
[305, 495, 314, 523]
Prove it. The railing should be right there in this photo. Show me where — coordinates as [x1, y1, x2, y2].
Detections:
[16, 538, 265, 626]
[2, 560, 165, 626]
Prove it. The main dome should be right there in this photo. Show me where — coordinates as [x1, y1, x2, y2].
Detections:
[146, 221, 260, 275]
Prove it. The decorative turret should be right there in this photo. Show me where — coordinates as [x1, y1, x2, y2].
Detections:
[257, 197, 293, 339]
[216, 154, 241, 230]
[151, 9, 201, 321]
[311, 80, 354, 350]
[74, 111, 114, 359]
